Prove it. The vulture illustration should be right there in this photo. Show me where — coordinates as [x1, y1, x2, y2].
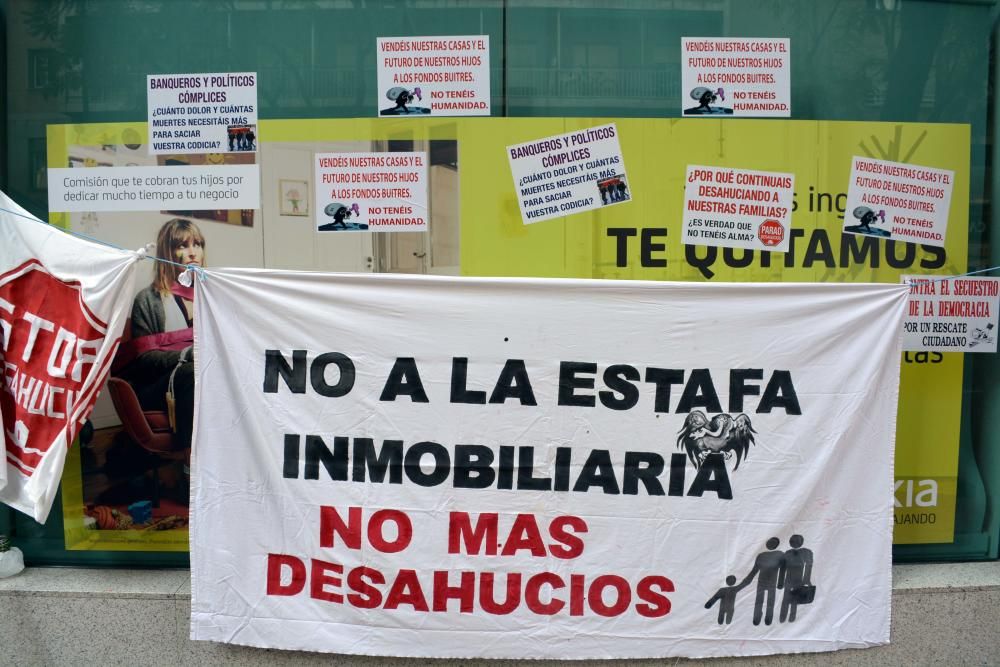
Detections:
[386, 86, 422, 113]
[689, 86, 726, 112]
[676, 411, 756, 470]
[323, 202, 361, 229]
[852, 206, 886, 233]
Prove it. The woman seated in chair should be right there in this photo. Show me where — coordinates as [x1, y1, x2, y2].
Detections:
[118, 218, 205, 449]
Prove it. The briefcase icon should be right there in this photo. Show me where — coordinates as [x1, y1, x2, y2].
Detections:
[789, 584, 816, 604]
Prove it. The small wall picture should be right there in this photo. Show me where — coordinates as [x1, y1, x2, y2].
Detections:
[280, 179, 309, 216]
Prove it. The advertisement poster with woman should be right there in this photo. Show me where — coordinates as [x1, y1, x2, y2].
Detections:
[48, 121, 459, 550]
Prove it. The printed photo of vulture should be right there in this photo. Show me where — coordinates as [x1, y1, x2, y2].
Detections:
[684, 86, 733, 115]
[381, 86, 430, 115]
[677, 411, 756, 470]
[318, 202, 367, 231]
[844, 206, 890, 238]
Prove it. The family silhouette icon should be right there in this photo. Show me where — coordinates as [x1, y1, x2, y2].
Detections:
[706, 535, 815, 626]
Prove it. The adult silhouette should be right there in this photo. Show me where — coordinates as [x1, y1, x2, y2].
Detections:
[739, 536, 786, 625]
[780, 534, 814, 622]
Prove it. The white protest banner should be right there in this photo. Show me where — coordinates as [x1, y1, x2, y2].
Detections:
[844, 157, 954, 247]
[683, 165, 794, 252]
[315, 153, 428, 232]
[191, 270, 907, 659]
[47, 165, 260, 212]
[681, 38, 790, 117]
[902, 275, 999, 353]
[508, 123, 627, 225]
[377, 36, 490, 116]
[0, 191, 138, 522]
[147, 72, 258, 155]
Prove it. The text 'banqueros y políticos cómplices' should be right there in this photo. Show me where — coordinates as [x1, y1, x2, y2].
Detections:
[263, 352, 801, 501]
[260, 353, 802, 619]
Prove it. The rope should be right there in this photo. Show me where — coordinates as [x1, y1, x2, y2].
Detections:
[5, 205, 1000, 286]
[1, 205, 208, 280]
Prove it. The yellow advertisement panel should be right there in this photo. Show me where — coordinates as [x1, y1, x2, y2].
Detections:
[50, 118, 968, 548]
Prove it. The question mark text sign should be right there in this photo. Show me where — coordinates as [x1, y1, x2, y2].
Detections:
[682, 165, 794, 253]
[507, 123, 628, 226]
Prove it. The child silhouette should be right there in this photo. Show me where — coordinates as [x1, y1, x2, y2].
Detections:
[705, 575, 744, 624]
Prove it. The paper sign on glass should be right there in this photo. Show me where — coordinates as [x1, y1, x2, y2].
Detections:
[844, 157, 954, 247]
[147, 72, 258, 155]
[681, 38, 790, 117]
[682, 165, 794, 252]
[507, 123, 628, 225]
[902, 275, 999, 352]
[314, 152, 429, 232]
[376, 36, 490, 117]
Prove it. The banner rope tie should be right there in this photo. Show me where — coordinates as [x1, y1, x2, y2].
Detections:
[1, 205, 210, 280]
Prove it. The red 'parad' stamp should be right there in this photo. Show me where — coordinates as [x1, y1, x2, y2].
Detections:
[758, 220, 785, 247]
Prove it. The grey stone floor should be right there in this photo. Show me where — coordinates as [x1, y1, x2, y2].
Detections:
[0, 562, 997, 666]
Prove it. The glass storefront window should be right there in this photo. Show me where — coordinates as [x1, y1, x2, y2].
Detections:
[2, 0, 997, 565]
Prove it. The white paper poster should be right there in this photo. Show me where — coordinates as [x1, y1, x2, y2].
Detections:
[507, 123, 627, 225]
[315, 153, 428, 232]
[376, 36, 490, 116]
[682, 165, 794, 252]
[147, 72, 258, 155]
[191, 270, 907, 659]
[902, 275, 999, 352]
[844, 157, 954, 247]
[681, 38, 790, 117]
[0, 191, 138, 522]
